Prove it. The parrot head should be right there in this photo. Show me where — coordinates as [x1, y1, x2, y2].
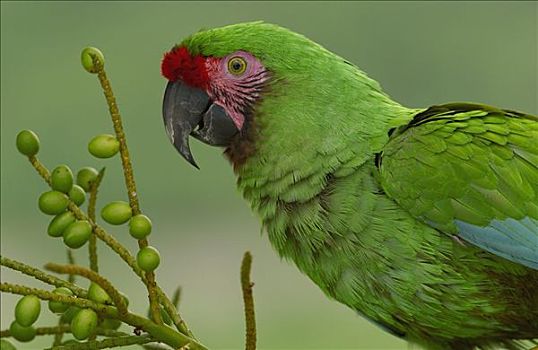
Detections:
[161, 43, 270, 168]
[161, 21, 345, 169]
[161, 21, 392, 172]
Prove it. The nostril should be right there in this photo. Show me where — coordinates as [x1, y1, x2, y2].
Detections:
[195, 99, 212, 131]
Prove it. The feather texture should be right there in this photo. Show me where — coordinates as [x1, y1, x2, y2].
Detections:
[378, 104, 538, 269]
[178, 22, 538, 349]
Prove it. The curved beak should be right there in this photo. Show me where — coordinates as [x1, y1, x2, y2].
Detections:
[162, 80, 239, 169]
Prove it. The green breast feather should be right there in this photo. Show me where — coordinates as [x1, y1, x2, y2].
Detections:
[171, 22, 538, 350]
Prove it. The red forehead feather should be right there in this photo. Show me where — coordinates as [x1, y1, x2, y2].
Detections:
[161, 46, 209, 89]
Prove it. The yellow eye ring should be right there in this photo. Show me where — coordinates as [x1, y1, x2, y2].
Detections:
[227, 56, 247, 75]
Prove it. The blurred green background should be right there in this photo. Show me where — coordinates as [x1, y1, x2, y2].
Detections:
[1, 1, 536, 349]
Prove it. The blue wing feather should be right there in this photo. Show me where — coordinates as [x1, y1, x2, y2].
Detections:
[380, 104, 538, 270]
[455, 217, 538, 269]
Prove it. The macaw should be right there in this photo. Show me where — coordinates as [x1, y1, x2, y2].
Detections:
[160, 22, 538, 349]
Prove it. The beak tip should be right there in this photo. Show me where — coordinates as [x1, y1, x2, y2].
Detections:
[181, 152, 200, 170]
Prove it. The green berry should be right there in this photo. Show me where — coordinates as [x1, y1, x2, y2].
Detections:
[88, 134, 120, 159]
[9, 321, 35, 342]
[69, 185, 86, 206]
[100, 318, 122, 330]
[137, 246, 160, 272]
[48, 287, 73, 314]
[14, 295, 41, 327]
[38, 191, 69, 215]
[61, 306, 80, 323]
[129, 214, 152, 239]
[48, 212, 76, 237]
[76, 167, 98, 192]
[16, 130, 39, 156]
[88, 282, 111, 305]
[51, 165, 74, 193]
[81, 47, 104, 73]
[71, 308, 98, 340]
[0, 339, 17, 350]
[63, 220, 92, 249]
[101, 201, 132, 225]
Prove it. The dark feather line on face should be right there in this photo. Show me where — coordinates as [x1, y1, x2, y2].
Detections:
[236, 83, 260, 89]
[239, 70, 269, 84]
[225, 71, 269, 109]
[234, 88, 257, 99]
[240, 77, 261, 85]
[244, 70, 267, 81]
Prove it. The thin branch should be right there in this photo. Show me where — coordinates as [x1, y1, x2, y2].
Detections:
[159, 286, 195, 339]
[44, 263, 128, 316]
[144, 274, 163, 325]
[28, 155, 51, 185]
[48, 335, 153, 350]
[54, 250, 78, 346]
[25, 75, 193, 338]
[0, 256, 86, 297]
[26, 157, 143, 280]
[93, 55, 140, 216]
[1, 325, 127, 338]
[1, 325, 69, 338]
[53, 310, 68, 346]
[70, 200, 193, 336]
[241, 252, 256, 350]
[1, 282, 111, 312]
[67, 250, 76, 284]
[1, 282, 207, 350]
[88, 167, 106, 273]
[92, 53, 160, 325]
[159, 289, 194, 338]
[53, 321, 66, 347]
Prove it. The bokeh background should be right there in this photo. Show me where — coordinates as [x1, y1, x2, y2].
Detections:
[1, 1, 536, 349]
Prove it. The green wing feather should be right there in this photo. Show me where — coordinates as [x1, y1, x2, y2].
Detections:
[379, 103, 538, 268]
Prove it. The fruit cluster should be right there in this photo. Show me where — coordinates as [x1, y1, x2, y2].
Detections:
[17, 129, 161, 273]
[0, 47, 182, 350]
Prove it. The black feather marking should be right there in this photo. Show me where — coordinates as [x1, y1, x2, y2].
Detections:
[374, 152, 383, 169]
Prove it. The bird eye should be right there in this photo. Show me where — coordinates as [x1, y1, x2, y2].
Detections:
[227, 56, 247, 75]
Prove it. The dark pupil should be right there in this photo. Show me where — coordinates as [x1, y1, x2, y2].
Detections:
[232, 61, 242, 71]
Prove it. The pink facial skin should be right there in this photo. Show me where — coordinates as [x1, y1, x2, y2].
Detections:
[205, 51, 270, 130]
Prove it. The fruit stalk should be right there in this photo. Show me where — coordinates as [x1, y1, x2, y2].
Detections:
[88, 167, 106, 273]
[89, 52, 162, 325]
[1, 324, 133, 339]
[54, 250, 77, 346]
[67, 250, 76, 283]
[44, 263, 128, 316]
[46, 334, 153, 350]
[91, 56, 140, 216]
[1, 282, 206, 349]
[25, 152, 142, 279]
[0, 256, 86, 298]
[28, 155, 51, 185]
[27, 151, 192, 337]
[241, 252, 256, 350]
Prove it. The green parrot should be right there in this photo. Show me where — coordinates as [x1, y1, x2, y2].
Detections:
[160, 22, 538, 349]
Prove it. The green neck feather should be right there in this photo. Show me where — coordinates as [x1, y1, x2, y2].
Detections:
[235, 47, 414, 221]
[182, 21, 416, 236]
